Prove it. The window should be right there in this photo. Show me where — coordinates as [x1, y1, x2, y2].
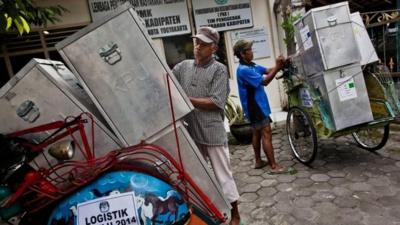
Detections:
[163, 34, 194, 69]
[163, 32, 230, 73]
[0, 24, 87, 85]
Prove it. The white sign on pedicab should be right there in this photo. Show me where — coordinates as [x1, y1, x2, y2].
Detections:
[77, 192, 139, 225]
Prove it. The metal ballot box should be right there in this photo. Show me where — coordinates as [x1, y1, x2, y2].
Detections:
[294, 2, 361, 76]
[351, 12, 379, 66]
[148, 120, 231, 220]
[291, 53, 306, 79]
[308, 63, 373, 131]
[0, 59, 122, 169]
[56, 6, 193, 147]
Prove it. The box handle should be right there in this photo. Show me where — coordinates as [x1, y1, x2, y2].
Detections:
[339, 70, 345, 78]
[327, 16, 337, 26]
[99, 42, 122, 65]
[16, 100, 40, 123]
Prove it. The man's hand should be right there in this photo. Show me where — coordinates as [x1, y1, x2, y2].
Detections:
[262, 55, 287, 86]
[275, 55, 286, 70]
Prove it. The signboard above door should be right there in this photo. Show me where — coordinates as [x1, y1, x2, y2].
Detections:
[192, 0, 253, 32]
[88, 0, 191, 38]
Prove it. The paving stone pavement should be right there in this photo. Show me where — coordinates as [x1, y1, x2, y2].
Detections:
[228, 122, 400, 225]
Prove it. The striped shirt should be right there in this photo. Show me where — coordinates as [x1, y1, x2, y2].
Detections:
[172, 58, 229, 146]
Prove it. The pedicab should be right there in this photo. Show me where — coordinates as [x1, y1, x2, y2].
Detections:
[0, 59, 227, 225]
[0, 71, 225, 225]
[0, 4, 230, 224]
[276, 2, 400, 165]
[277, 60, 400, 165]
[0, 113, 226, 225]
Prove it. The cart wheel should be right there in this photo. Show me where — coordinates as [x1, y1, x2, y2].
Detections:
[286, 106, 318, 165]
[352, 124, 390, 151]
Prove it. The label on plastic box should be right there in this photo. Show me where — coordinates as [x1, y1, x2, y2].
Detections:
[299, 88, 313, 107]
[300, 25, 313, 51]
[336, 77, 357, 101]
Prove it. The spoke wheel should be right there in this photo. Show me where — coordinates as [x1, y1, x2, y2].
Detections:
[286, 106, 318, 165]
[352, 124, 390, 151]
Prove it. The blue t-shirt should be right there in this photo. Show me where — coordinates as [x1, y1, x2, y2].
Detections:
[236, 62, 271, 121]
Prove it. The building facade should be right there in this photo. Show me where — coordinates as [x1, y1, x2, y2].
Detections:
[0, 0, 290, 121]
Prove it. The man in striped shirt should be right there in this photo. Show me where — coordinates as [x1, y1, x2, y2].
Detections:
[172, 27, 241, 225]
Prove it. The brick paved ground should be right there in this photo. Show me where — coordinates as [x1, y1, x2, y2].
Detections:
[229, 123, 400, 225]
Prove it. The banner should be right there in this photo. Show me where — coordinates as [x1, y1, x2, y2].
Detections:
[88, 0, 191, 38]
[231, 27, 270, 61]
[192, 0, 253, 32]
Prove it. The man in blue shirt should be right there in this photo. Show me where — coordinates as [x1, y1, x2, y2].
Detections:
[233, 39, 286, 172]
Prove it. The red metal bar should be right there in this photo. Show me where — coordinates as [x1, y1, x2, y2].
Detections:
[6, 171, 41, 206]
[29, 125, 81, 152]
[78, 122, 94, 160]
[165, 74, 188, 199]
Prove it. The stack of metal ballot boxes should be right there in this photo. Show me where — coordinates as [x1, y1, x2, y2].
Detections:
[0, 4, 231, 220]
[293, 1, 378, 131]
[55, 5, 231, 219]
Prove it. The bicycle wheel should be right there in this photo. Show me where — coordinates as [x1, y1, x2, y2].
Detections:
[352, 124, 390, 151]
[286, 106, 318, 164]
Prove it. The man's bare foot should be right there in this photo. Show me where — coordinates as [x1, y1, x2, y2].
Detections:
[254, 160, 268, 169]
[229, 215, 241, 225]
[230, 201, 241, 225]
[269, 164, 287, 174]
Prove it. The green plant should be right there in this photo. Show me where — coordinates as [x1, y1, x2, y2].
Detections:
[281, 13, 301, 46]
[224, 95, 247, 126]
[281, 13, 301, 54]
[0, 0, 67, 35]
